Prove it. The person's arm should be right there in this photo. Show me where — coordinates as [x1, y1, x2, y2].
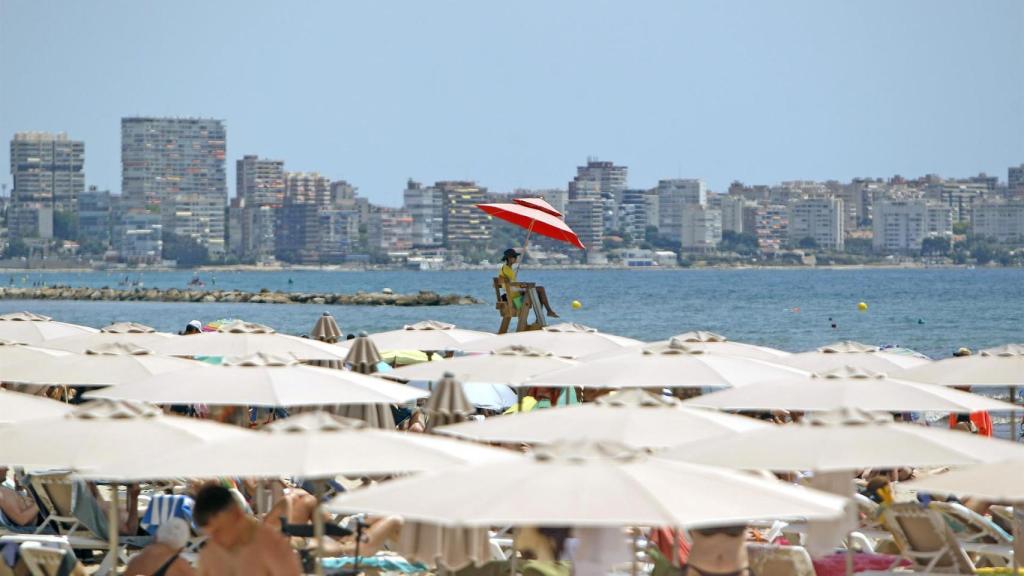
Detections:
[264, 530, 302, 576]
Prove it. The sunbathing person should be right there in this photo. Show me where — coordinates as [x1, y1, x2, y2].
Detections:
[195, 484, 301, 576]
[683, 525, 751, 576]
[500, 248, 558, 317]
[0, 468, 38, 526]
[124, 518, 196, 576]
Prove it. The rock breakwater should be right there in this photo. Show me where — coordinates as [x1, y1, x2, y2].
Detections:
[0, 286, 480, 306]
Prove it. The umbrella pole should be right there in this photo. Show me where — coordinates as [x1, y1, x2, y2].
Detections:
[510, 528, 518, 576]
[1011, 386, 1019, 442]
[313, 481, 325, 576]
[630, 528, 638, 576]
[104, 484, 120, 575]
[514, 224, 535, 276]
[672, 527, 681, 567]
[1013, 504, 1020, 573]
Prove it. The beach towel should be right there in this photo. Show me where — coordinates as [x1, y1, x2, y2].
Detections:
[321, 555, 429, 573]
[140, 494, 194, 535]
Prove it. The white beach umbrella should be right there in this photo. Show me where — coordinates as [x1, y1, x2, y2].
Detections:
[0, 400, 249, 472]
[0, 343, 201, 387]
[0, 311, 97, 344]
[780, 341, 931, 373]
[613, 331, 790, 362]
[367, 321, 492, 352]
[328, 440, 848, 528]
[43, 322, 175, 354]
[84, 353, 428, 407]
[85, 412, 517, 481]
[383, 346, 578, 386]
[146, 331, 349, 361]
[0, 389, 74, 423]
[682, 366, 1016, 413]
[663, 408, 1024, 472]
[459, 323, 642, 359]
[0, 338, 70, 364]
[436, 389, 768, 449]
[521, 340, 808, 390]
[893, 347, 1024, 387]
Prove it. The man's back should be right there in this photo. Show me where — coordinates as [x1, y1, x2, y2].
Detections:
[124, 543, 195, 576]
[198, 519, 301, 576]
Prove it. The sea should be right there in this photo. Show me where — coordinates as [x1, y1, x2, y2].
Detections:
[2, 267, 1022, 359]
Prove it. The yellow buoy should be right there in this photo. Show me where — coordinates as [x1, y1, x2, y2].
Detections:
[571, 300, 582, 310]
[858, 302, 868, 312]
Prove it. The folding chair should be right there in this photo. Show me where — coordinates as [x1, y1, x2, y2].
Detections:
[881, 502, 975, 574]
[746, 543, 816, 576]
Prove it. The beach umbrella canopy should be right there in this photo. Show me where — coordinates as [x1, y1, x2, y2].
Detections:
[406, 379, 517, 412]
[310, 312, 342, 343]
[0, 389, 74, 423]
[608, 331, 790, 362]
[367, 321, 491, 352]
[477, 203, 584, 249]
[0, 343, 202, 387]
[0, 400, 249, 473]
[520, 340, 808, 390]
[906, 460, 1024, 502]
[663, 408, 1024, 472]
[780, 341, 931, 373]
[980, 343, 1024, 356]
[513, 197, 562, 217]
[425, 373, 475, 431]
[892, 347, 1024, 387]
[42, 327, 176, 354]
[0, 311, 97, 345]
[435, 389, 768, 449]
[682, 366, 1017, 413]
[0, 338, 70, 364]
[84, 412, 517, 481]
[345, 334, 383, 374]
[83, 353, 428, 407]
[146, 331, 348, 361]
[328, 440, 848, 528]
[383, 346, 578, 386]
[460, 323, 642, 359]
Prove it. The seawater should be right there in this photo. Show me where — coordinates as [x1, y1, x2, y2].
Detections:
[1, 267, 1022, 358]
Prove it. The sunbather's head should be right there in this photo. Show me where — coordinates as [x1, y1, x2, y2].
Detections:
[195, 484, 247, 547]
[156, 517, 190, 550]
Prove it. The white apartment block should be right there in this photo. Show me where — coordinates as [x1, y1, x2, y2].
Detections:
[789, 197, 844, 250]
[972, 201, 1024, 244]
[657, 179, 707, 242]
[681, 205, 722, 251]
[872, 199, 953, 252]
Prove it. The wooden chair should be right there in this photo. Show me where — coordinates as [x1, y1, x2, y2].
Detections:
[492, 278, 546, 334]
[881, 502, 975, 573]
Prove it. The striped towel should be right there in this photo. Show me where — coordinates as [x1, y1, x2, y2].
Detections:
[141, 494, 194, 535]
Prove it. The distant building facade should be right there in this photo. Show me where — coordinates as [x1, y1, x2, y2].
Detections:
[438, 181, 491, 245]
[972, 201, 1024, 244]
[404, 180, 445, 247]
[9, 132, 85, 240]
[789, 197, 844, 250]
[657, 179, 707, 243]
[872, 199, 953, 252]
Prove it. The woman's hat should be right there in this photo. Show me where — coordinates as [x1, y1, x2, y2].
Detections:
[503, 248, 520, 259]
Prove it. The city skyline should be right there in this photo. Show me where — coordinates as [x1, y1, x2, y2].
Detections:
[2, 0, 1022, 203]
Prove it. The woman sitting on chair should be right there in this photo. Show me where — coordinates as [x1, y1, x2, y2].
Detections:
[500, 248, 558, 318]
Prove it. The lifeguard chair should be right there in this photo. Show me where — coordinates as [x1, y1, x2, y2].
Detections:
[493, 276, 547, 334]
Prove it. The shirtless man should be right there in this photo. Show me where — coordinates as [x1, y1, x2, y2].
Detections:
[124, 518, 195, 576]
[0, 467, 37, 526]
[194, 484, 301, 576]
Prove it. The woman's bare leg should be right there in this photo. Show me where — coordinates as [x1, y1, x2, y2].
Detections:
[536, 287, 558, 317]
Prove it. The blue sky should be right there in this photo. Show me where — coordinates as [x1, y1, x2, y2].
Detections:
[1, 0, 1022, 205]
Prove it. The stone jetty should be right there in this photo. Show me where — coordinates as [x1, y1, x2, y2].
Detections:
[0, 286, 480, 306]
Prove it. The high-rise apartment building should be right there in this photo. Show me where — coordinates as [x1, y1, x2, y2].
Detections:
[717, 195, 749, 234]
[565, 198, 603, 252]
[789, 197, 844, 250]
[1009, 164, 1024, 193]
[680, 205, 722, 251]
[284, 172, 331, 207]
[404, 180, 445, 247]
[121, 117, 226, 254]
[972, 201, 1024, 244]
[872, 199, 953, 252]
[236, 156, 284, 207]
[925, 182, 990, 222]
[78, 187, 112, 248]
[754, 204, 789, 252]
[657, 179, 707, 243]
[438, 181, 490, 245]
[10, 132, 84, 212]
[568, 159, 627, 231]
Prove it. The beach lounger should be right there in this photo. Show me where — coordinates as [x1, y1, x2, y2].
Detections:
[930, 501, 1014, 567]
[881, 502, 975, 573]
[746, 543, 815, 576]
[16, 542, 84, 576]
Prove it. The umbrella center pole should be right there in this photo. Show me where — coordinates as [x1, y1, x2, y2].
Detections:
[313, 480, 326, 576]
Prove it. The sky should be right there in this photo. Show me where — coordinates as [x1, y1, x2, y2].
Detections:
[1, 0, 1022, 206]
